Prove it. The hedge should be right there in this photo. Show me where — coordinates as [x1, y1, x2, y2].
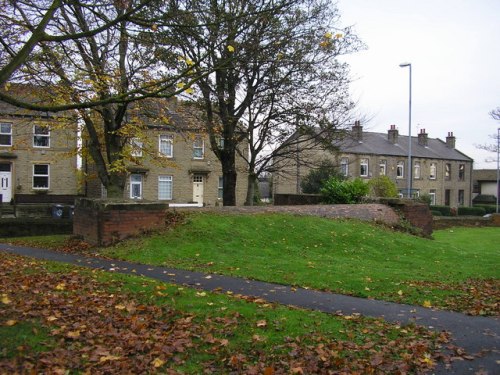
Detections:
[473, 204, 497, 214]
[431, 210, 443, 216]
[457, 207, 486, 216]
[430, 205, 451, 216]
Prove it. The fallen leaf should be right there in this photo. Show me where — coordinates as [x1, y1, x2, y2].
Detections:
[423, 300, 432, 308]
[55, 283, 66, 291]
[99, 355, 121, 362]
[5, 319, 17, 326]
[397, 290, 403, 296]
[151, 358, 165, 368]
[67, 330, 81, 338]
[256, 320, 267, 328]
[1, 294, 12, 304]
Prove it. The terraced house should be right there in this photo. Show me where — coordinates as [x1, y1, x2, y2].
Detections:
[84, 100, 248, 206]
[274, 122, 474, 207]
[0, 87, 78, 206]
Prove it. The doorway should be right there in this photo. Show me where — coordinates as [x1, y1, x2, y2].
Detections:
[0, 163, 12, 203]
[192, 174, 204, 205]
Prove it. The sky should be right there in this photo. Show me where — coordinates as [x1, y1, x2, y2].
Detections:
[336, 0, 500, 169]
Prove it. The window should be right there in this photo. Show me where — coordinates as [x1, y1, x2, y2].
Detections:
[159, 135, 173, 157]
[429, 163, 437, 179]
[458, 164, 465, 181]
[360, 158, 369, 177]
[429, 189, 436, 205]
[445, 189, 451, 206]
[340, 158, 349, 177]
[379, 160, 386, 176]
[193, 136, 204, 159]
[414, 161, 421, 179]
[131, 138, 143, 157]
[33, 164, 49, 189]
[130, 174, 142, 199]
[193, 174, 203, 183]
[396, 161, 404, 179]
[458, 190, 464, 206]
[158, 175, 173, 200]
[0, 122, 12, 146]
[218, 176, 223, 199]
[33, 125, 50, 148]
[445, 163, 451, 180]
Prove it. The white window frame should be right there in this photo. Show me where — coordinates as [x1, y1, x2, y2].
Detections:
[33, 125, 50, 148]
[340, 157, 349, 177]
[360, 158, 369, 177]
[193, 136, 204, 159]
[158, 175, 173, 200]
[0, 122, 12, 146]
[445, 163, 451, 180]
[131, 138, 143, 157]
[130, 174, 143, 199]
[414, 161, 421, 179]
[429, 163, 437, 180]
[396, 161, 404, 179]
[458, 164, 465, 181]
[218, 176, 223, 200]
[159, 135, 173, 158]
[379, 160, 386, 176]
[33, 164, 49, 190]
[429, 189, 436, 205]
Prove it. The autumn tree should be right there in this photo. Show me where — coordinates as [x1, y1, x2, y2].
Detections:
[163, 0, 360, 205]
[1, 0, 205, 197]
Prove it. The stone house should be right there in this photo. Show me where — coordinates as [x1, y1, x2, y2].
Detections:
[472, 169, 498, 200]
[84, 100, 248, 206]
[273, 123, 474, 207]
[0, 87, 79, 205]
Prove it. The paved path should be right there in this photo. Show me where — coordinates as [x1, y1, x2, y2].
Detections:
[1, 243, 498, 374]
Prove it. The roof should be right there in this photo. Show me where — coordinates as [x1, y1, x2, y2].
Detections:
[337, 131, 473, 162]
[472, 169, 497, 181]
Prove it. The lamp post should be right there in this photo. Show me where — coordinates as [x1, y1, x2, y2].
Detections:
[497, 127, 499, 213]
[399, 62, 412, 198]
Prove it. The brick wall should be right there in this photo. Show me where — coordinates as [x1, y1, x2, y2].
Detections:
[73, 198, 169, 246]
[381, 198, 433, 236]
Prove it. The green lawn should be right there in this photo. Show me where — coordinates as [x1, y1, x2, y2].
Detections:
[97, 213, 499, 310]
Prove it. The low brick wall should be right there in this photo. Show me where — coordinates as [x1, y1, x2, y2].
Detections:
[274, 194, 323, 205]
[73, 199, 169, 246]
[376, 198, 433, 236]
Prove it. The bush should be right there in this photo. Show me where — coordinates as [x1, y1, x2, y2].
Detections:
[473, 204, 497, 214]
[431, 210, 443, 216]
[472, 194, 496, 204]
[321, 177, 369, 204]
[367, 176, 398, 198]
[416, 193, 432, 206]
[430, 205, 451, 216]
[457, 207, 486, 216]
[301, 160, 344, 194]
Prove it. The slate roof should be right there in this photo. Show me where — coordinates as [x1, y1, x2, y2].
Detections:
[472, 169, 497, 181]
[337, 131, 473, 162]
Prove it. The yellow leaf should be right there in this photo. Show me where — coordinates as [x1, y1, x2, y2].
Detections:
[324, 32, 333, 39]
[67, 330, 80, 338]
[1, 295, 12, 304]
[196, 292, 207, 297]
[185, 87, 194, 94]
[5, 320, 17, 326]
[423, 300, 432, 308]
[397, 290, 403, 296]
[114, 304, 126, 310]
[335, 33, 343, 39]
[227, 45, 235, 52]
[176, 82, 185, 89]
[47, 316, 58, 322]
[55, 283, 66, 291]
[152, 358, 165, 368]
[421, 353, 434, 366]
[256, 320, 267, 328]
[100, 355, 122, 362]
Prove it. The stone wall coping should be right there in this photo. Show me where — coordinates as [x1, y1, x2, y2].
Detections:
[75, 198, 168, 212]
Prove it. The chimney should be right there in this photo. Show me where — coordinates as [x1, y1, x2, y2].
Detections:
[446, 132, 456, 148]
[418, 128, 428, 146]
[352, 120, 363, 142]
[388, 124, 398, 144]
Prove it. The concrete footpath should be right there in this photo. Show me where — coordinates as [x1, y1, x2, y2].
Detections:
[1, 243, 498, 374]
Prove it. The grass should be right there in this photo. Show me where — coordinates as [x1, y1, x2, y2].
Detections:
[96, 213, 499, 308]
[1, 253, 445, 373]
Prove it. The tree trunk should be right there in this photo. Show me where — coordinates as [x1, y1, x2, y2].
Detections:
[221, 152, 237, 206]
[245, 172, 258, 206]
[106, 173, 127, 199]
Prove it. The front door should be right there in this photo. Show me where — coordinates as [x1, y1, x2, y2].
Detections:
[0, 163, 12, 203]
[193, 174, 204, 205]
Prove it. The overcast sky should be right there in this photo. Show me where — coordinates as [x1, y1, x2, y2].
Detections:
[337, 0, 500, 168]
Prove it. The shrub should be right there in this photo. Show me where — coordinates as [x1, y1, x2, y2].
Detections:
[431, 210, 443, 216]
[301, 160, 344, 194]
[472, 194, 496, 204]
[473, 204, 497, 214]
[367, 175, 398, 198]
[457, 207, 486, 216]
[430, 205, 451, 216]
[321, 177, 369, 204]
[416, 193, 432, 206]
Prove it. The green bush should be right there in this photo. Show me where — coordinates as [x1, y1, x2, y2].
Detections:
[321, 177, 369, 204]
[457, 207, 486, 216]
[301, 160, 344, 194]
[430, 205, 451, 216]
[416, 193, 432, 206]
[367, 176, 398, 198]
[473, 204, 497, 214]
[431, 210, 443, 216]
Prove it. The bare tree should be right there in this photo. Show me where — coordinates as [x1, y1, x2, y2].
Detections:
[475, 107, 500, 159]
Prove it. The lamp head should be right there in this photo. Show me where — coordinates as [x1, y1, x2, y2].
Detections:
[399, 62, 411, 67]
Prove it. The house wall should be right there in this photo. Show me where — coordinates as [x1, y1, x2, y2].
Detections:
[273, 137, 473, 207]
[85, 129, 248, 206]
[0, 116, 78, 203]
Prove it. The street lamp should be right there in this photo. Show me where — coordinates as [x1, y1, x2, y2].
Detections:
[399, 62, 412, 198]
[497, 127, 499, 213]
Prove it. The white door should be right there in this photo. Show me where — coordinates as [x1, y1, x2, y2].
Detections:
[193, 174, 204, 205]
[0, 170, 12, 203]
